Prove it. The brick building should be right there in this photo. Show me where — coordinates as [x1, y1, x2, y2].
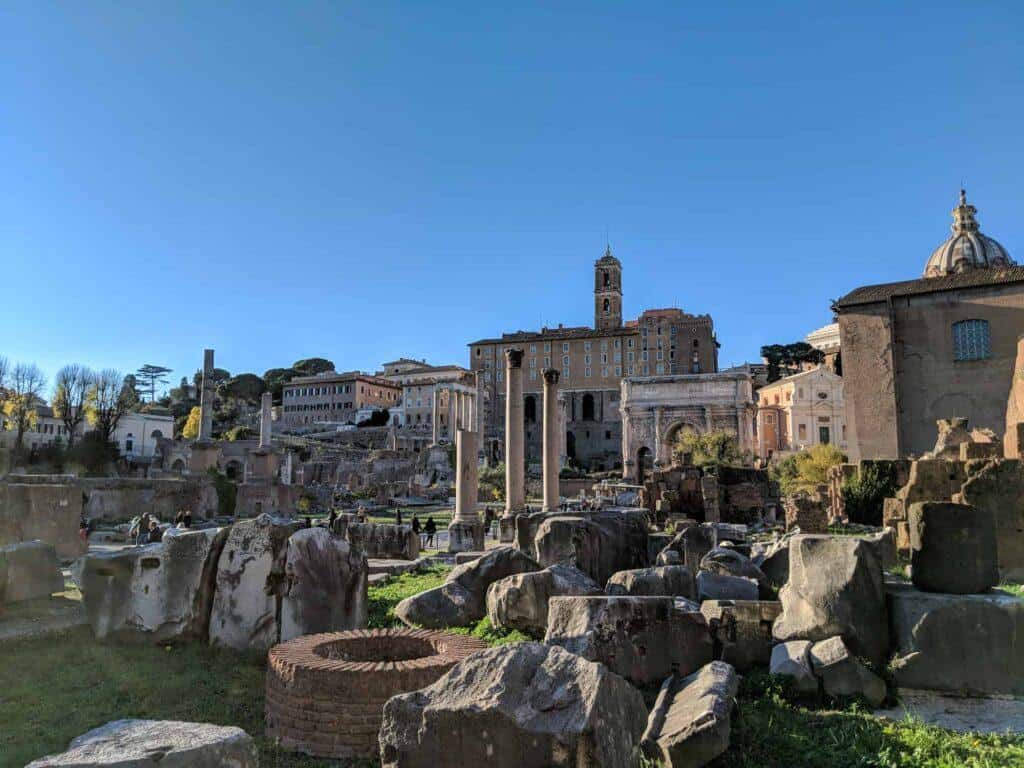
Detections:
[281, 371, 401, 427]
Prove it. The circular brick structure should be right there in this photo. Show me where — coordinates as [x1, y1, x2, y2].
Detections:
[265, 628, 488, 759]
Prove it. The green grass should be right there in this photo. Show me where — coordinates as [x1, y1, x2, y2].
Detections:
[1000, 582, 1024, 599]
[367, 566, 451, 628]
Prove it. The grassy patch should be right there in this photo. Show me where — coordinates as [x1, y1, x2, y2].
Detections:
[999, 582, 1024, 599]
[729, 671, 1024, 768]
[447, 616, 534, 646]
[367, 566, 450, 628]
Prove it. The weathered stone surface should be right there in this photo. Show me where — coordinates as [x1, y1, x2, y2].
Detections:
[641, 661, 739, 768]
[809, 636, 886, 706]
[208, 514, 302, 650]
[700, 547, 770, 597]
[860, 527, 897, 571]
[696, 572, 758, 602]
[753, 534, 791, 588]
[606, 565, 695, 599]
[27, 719, 257, 767]
[772, 535, 888, 667]
[512, 511, 549, 557]
[281, 527, 367, 641]
[701, 600, 782, 671]
[397, 547, 541, 629]
[545, 595, 713, 686]
[958, 459, 1024, 581]
[80, 528, 227, 642]
[534, 510, 649, 585]
[659, 524, 716, 573]
[379, 642, 647, 768]
[769, 640, 818, 695]
[908, 502, 998, 594]
[486, 563, 600, 634]
[887, 582, 1024, 695]
[341, 521, 419, 560]
[1, 540, 64, 603]
[0, 483, 86, 560]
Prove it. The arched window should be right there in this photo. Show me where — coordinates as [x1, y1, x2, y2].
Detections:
[952, 319, 991, 361]
[603, 271, 610, 287]
[582, 393, 595, 421]
[524, 395, 537, 424]
[603, 298, 610, 313]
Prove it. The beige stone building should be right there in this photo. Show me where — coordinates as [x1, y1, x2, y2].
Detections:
[281, 371, 401, 427]
[469, 247, 719, 470]
[379, 358, 476, 437]
[805, 322, 841, 374]
[835, 190, 1022, 460]
[756, 366, 847, 460]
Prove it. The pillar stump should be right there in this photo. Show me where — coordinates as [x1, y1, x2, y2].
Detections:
[449, 429, 484, 553]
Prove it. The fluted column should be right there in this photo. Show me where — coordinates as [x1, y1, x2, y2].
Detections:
[502, 350, 525, 540]
[542, 368, 560, 512]
[447, 387, 456, 440]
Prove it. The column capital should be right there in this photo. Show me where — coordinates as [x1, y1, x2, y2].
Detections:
[542, 368, 560, 385]
[505, 348, 524, 368]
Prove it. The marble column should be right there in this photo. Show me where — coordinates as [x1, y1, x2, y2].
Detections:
[448, 428, 484, 552]
[259, 391, 272, 449]
[621, 407, 632, 480]
[501, 349, 525, 542]
[557, 391, 568, 468]
[475, 372, 485, 442]
[654, 407, 664, 467]
[542, 368, 560, 512]
[431, 385, 439, 444]
[447, 387, 456, 440]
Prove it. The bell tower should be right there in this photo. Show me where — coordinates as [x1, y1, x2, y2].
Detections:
[594, 245, 623, 330]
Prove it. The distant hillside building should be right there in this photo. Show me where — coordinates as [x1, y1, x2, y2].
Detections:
[834, 190, 1022, 461]
[281, 371, 401, 427]
[380, 358, 475, 435]
[469, 247, 719, 470]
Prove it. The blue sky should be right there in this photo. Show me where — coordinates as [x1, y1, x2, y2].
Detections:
[3, 2, 1022, 393]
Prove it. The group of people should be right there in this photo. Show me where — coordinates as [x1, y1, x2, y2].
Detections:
[409, 513, 437, 548]
[127, 509, 193, 546]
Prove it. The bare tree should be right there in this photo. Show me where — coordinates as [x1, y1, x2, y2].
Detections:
[3, 363, 46, 451]
[52, 364, 93, 448]
[86, 368, 131, 444]
[0, 355, 9, 392]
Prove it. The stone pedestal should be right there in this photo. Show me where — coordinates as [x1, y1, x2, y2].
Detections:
[541, 369, 560, 512]
[189, 441, 220, 475]
[248, 449, 277, 483]
[501, 349, 525, 541]
[449, 429, 484, 553]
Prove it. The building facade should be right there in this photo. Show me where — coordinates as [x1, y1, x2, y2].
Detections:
[835, 190, 1022, 460]
[281, 371, 402, 427]
[379, 358, 475, 433]
[468, 247, 719, 470]
[756, 367, 846, 459]
[805, 322, 841, 374]
[620, 372, 755, 483]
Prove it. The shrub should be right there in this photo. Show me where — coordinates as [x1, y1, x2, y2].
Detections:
[223, 425, 254, 441]
[673, 429, 751, 469]
[774, 444, 845, 495]
[478, 462, 506, 501]
[67, 431, 120, 476]
[842, 464, 896, 526]
[206, 468, 237, 518]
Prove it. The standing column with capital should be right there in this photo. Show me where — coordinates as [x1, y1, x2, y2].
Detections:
[431, 384, 439, 444]
[500, 349, 525, 542]
[448, 428, 484, 552]
[542, 368, 560, 512]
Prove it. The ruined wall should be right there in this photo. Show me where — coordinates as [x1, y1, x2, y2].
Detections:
[235, 483, 303, 518]
[0, 482, 86, 559]
[80, 477, 219, 522]
[837, 302, 899, 462]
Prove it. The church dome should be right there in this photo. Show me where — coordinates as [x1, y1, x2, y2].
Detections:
[924, 190, 1014, 278]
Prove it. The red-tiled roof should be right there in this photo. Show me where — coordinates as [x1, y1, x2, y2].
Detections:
[833, 267, 1024, 309]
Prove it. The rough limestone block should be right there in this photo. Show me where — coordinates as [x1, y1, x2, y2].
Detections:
[379, 643, 647, 768]
[1, 483, 87, 560]
[545, 595, 713, 686]
[699, 547, 770, 597]
[701, 599, 782, 671]
[208, 514, 302, 650]
[887, 582, 1024, 695]
[809, 636, 886, 706]
[641, 661, 739, 768]
[280, 527, 368, 641]
[605, 565, 695, 599]
[26, 719, 257, 767]
[696, 572, 758, 602]
[486, 563, 601, 634]
[909, 502, 998, 594]
[1, 540, 64, 603]
[534, 511, 649, 585]
[342, 522, 420, 560]
[772, 535, 888, 667]
[80, 527, 227, 642]
[769, 640, 818, 695]
[958, 459, 1024, 581]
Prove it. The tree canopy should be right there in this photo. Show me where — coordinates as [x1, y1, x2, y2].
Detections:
[760, 342, 825, 383]
[181, 406, 201, 439]
[220, 373, 266, 403]
[293, 358, 335, 376]
[672, 429, 750, 469]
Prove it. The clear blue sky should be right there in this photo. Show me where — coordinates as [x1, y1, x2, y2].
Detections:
[3, 2, 1022, 393]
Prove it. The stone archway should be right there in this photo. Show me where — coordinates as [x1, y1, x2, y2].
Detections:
[636, 446, 652, 486]
[662, 420, 702, 466]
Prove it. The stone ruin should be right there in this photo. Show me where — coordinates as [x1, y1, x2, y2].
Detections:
[642, 463, 775, 527]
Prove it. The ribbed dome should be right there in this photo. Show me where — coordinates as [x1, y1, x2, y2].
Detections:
[924, 190, 1014, 278]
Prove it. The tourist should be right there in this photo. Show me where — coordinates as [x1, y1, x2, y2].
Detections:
[182, 511, 193, 529]
[146, 520, 163, 544]
[396, 508, 403, 527]
[328, 509, 338, 531]
[411, 514, 422, 541]
[424, 517, 436, 548]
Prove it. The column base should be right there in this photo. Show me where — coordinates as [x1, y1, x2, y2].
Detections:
[498, 514, 520, 543]
[447, 520, 485, 553]
[189, 441, 220, 474]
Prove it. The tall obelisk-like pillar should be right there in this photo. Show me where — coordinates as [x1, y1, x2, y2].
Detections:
[249, 390, 277, 481]
[189, 348, 221, 474]
[500, 349, 525, 542]
[259, 391, 272, 449]
[542, 368, 560, 512]
[448, 428, 484, 552]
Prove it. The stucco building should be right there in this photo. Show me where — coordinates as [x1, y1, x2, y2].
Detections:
[379, 358, 475, 435]
[755, 366, 846, 459]
[281, 371, 402, 427]
[835, 190, 1022, 461]
[469, 247, 719, 470]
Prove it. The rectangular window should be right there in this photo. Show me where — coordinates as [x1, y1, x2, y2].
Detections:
[544, 342, 551, 352]
[615, 366, 622, 376]
[798, 424, 807, 439]
[656, 363, 664, 374]
[585, 367, 592, 378]
[530, 344, 537, 353]
[627, 351, 634, 363]
[601, 353, 608, 364]
[584, 341, 592, 351]
[819, 426, 831, 444]
[641, 351, 648, 362]
[585, 354, 592, 365]
[562, 343, 569, 352]
[529, 370, 537, 380]
[628, 338, 634, 348]
[543, 356, 550, 367]
[952, 319, 992, 361]
[601, 366, 609, 377]
[628, 366, 635, 375]
[563, 366, 570, 379]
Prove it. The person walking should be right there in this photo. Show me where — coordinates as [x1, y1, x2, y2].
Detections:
[424, 517, 436, 548]
[411, 514, 422, 545]
[396, 508, 403, 527]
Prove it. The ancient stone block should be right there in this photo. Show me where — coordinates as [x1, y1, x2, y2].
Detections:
[908, 502, 998, 594]
[486, 563, 601, 634]
[280, 527, 368, 641]
[534, 510, 648, 585]
[208, 514, 302, 651]
[696, 572, 758, 602]
[605, 565, 695, 599]
[769, 640, 818, 695]
[958, 459, 1024, 581]
[379, 643, 648, 768]
[887, 582, 1024, 695]
[809, 636, 886, 706]
[772, 535, 888, 667]
[80, 527, 227, 642]
[699, 547, 770, 597]
[1, 540, 64, 603]
[26, 719, 257, 767]
[545, 595, 713, 686]
[0, 483, 86, 560]
[641, 661, 738, 768]
[700, 599, 781, 671]
[341, 522, 420, 560]
[783, 493, 827, 534]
